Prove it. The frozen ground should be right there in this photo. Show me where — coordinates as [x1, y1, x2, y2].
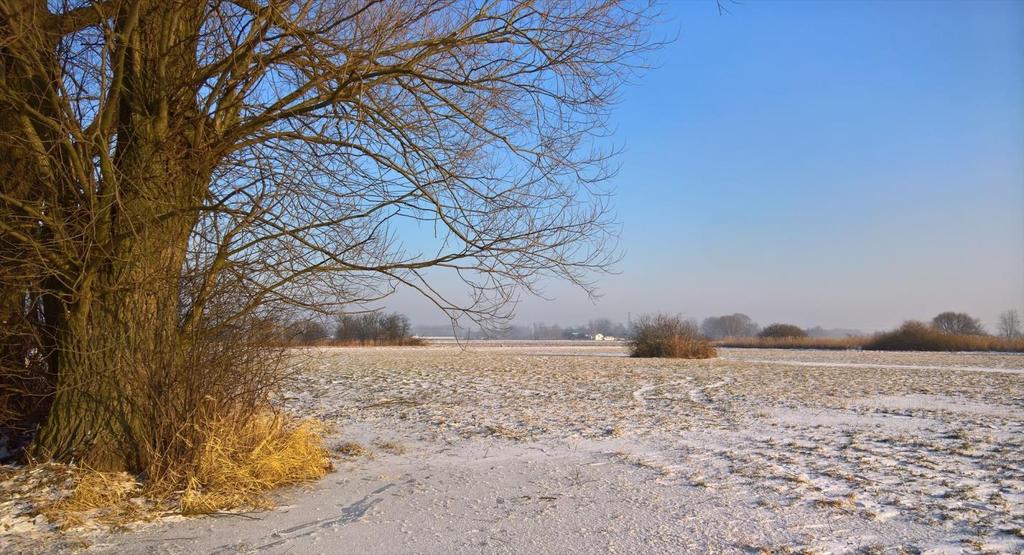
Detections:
[4, 345, 1023, 554]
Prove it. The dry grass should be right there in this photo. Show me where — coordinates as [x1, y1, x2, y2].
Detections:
[32, 466, 150, 531]
[717, 337, 868, 350]
[718, 328, 1024, 353]
[281, 338, 427, 347]
[175, 412, 332, 514]
[22, 413, 333, 532]
[336, 441, 370, 458]
[373, 439, 407, 455]
[864, 321, 1024, 352]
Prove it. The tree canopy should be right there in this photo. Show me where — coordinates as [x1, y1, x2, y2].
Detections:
[1, 0, 655, 470]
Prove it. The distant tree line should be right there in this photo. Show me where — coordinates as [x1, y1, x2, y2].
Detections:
[716, 309, 1024, 352]
[283, 312, 421, 345]
[698, 309, 1023, 341]
[455, 318, 632, 340]
[303, 308, 1024, 346]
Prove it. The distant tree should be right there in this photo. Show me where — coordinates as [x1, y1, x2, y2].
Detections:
[701, 314, 759, 340]
[288, 320, 330, 343]
[587, 318, 629, 338]
[758, 323, 807, 339]
[931, 312, 986, 336]
[530, 323, 565, 340]
[997, 310, 1022, 339]
[335, 312, 414, 343]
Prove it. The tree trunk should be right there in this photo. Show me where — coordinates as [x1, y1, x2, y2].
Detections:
[31, 196, 200, 470]
[19, 0, 211, 471]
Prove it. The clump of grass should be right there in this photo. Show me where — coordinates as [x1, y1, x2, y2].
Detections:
[814, 493, 857, 511]
[484, 423, 527, 440]
[628, 314, 715, 359]
[864, 321, 1024, 352]
[336, 441, 370, 458]
[373, 439, 407, 455]
[175, 412, 332, 514]
[40, 467, 146, 529]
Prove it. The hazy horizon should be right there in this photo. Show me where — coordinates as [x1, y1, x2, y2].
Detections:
[383, 0, 1024, 333]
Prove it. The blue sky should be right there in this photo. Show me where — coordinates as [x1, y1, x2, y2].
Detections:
[394, 0, 1024, 332]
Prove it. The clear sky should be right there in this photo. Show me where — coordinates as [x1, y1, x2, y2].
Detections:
[392, 0, 1024, 332]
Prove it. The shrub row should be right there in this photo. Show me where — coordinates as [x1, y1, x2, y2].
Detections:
[863, 321, 1024, 352]
[716, 322, 1024, 352]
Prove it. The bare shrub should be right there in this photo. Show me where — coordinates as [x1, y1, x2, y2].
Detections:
[758, 324, 808, 339]
[628, 315, 716, 359]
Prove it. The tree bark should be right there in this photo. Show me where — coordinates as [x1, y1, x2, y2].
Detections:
[18, 0, 212, 470]
[30, 171, 206, 469]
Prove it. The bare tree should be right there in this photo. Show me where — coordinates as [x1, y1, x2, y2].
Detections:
[334, 311, 414, 344]
[997, 310, 1022, 339]
[1, 0, 656, 469]
[286, 319, 330, 343]
[701, 313, 758, 340]
[931, 312, 985, 336]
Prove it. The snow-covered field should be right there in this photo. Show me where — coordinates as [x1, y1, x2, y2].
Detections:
[6, 344, 1024, 554]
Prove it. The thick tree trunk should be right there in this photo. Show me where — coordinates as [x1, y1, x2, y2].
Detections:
[31, 189, 202, 470]
[17, 0, 211, 471]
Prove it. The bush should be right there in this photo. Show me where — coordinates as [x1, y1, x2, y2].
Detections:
[628, 314, 716, 359]
[865, 321, 1024, 352]
[758, 323, 807, 339]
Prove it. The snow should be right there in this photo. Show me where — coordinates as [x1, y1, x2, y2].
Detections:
[4, 345, 1022, 553]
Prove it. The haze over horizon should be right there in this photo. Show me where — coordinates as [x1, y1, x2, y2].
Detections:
[386, 0, 1024, 333]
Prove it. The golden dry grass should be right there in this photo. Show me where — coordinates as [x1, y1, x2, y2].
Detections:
[6, 413, 332, 533]
[177, 413, 332, 514]
[864, 322, 1024, 352]
[718, 329, 1024, 352]
[38, 467, 147, 530]
[716, 337, 867, 350]
[336, 441, 371, 458]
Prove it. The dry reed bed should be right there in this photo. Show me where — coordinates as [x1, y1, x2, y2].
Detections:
[717, 332, 1024, 352]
